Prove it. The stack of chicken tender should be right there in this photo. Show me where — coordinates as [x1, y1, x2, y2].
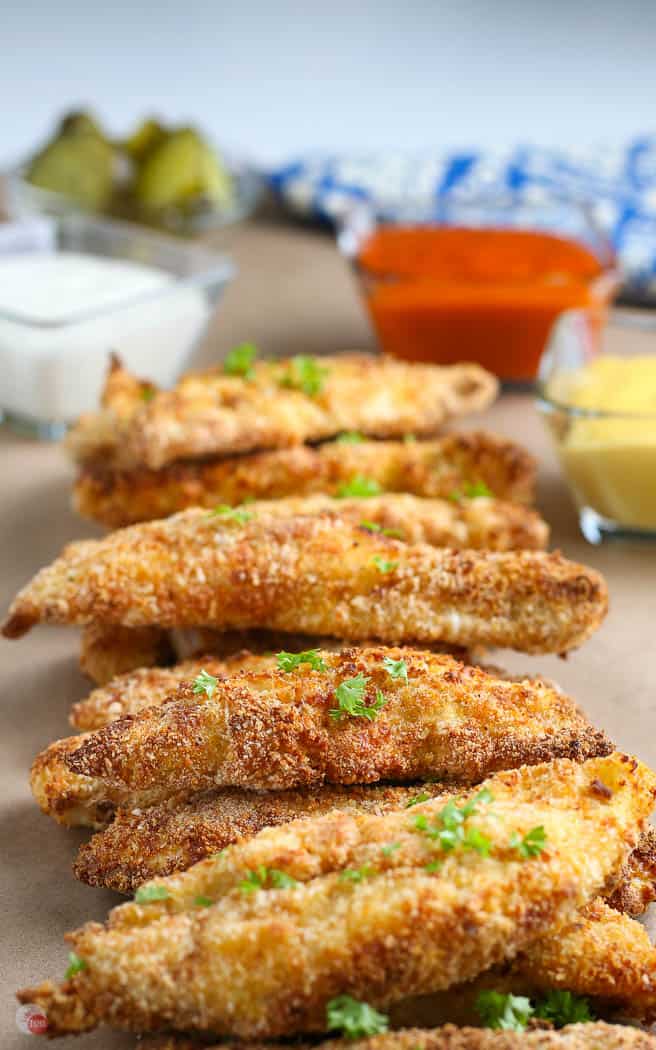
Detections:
[5, 350, 656, 1049]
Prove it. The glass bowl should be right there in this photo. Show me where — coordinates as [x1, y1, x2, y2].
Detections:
[5, 150, 263, 235]
[0, 212, 235, 439]
[537, 308, 656, 543]
[338, 193, 619, 384]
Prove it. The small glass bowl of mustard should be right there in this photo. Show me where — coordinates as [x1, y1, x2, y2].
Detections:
[538, 309, 656, 543]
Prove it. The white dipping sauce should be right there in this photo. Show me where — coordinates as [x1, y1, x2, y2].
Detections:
[0, 251, 211, 424]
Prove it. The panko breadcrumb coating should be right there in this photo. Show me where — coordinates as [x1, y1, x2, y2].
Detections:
[33, 649, 611, 826]
[66, 353, 498, 470]
[2, 512, 607, 654]
[78, 623, 174, 685]
[140, 1025, 656, 1050]
[63, 648, 612, 796]
[17, 754, 656, 1038]
[73, 430, 537, 528]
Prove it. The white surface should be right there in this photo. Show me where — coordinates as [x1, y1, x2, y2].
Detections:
[0, 251, 210, 421]
[3, 1, 656, 167]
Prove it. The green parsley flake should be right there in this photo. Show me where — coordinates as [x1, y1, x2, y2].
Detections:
[326, 995, 389, 1039]
[383, 656, 408, 683]
[337, 431, 365, 444]
[280, 355, 328, 396]
[359, 520, 404, 539]
[372, 555, 398, 573]
[192, 669, 219, 700]
[276, 648, 327, 673]
[381, 842, 401, 856]
[405, 792, 431, 808]
[403, 433, 417, 443]
[194, 895, 213, 907]
[223, 342, 258, 378]
[134, 884, 169, 903]
[509, 825, 547, 858]
[65, 951, 87, 980]
[335, 476, 382, 499]
[424, 859, 442, 873]
[411, 789, 494, 856]
[239, 866, 298, 893]
[210, 504, 253, 524]
[475, 990, 534, 1032]
[329, 674, 386, 722]
[533, 989, 595, 1027]
[140, 386, 156, 402]
[450, 481, 494, 502]
[340, 864, 376, 883]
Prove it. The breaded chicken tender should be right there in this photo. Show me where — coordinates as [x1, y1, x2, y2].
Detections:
[78, 623, 174, 685]
[74, 783, 449, 891]
[73, 430, 537, 528]
[140, 1025, 656, 1050]
[66, 353, 498, 470]
[2, 513, 607, 654]
[62, 648, 612, 797]
[33, 649, 610, 826]
[17, 754, 656, 1038]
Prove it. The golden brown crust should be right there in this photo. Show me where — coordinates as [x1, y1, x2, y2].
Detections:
[64, 648, 612, 795]
[73, 783, 449, 892]
[17, 754, 656, 1038]
[73, 431, 537, 528]
[2, 512, 607, 654]
[141, 1025, 656, 1050]
[607, 825, 656, 915]
[65, 354, 499, 470]
[79, 623, 174, 684]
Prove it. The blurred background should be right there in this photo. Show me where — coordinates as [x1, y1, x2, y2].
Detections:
[4, 0, 656, 165]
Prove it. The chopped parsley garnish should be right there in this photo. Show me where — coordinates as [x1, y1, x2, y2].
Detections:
[424, 859, 442, 873]
[329, 674, 386, 722]
[223, 341, 258, 378]
[403, 433, 417, 443]
[326, 995, 389, 1039]
[372, 555, 398, 573]
[383, 656, 408, 683]
[337, 431, 365, 444]
[509, 825, 547, 858]
[359, 520, 404, 539]
[192, 669, 219, 700]
[210, 504, 253, 524]
[412, 789, 494, 856]
[340, 864, 376, 883]
[405, 792, 431, 808]
[276, 648, 327, 673]
[239, 866, 298, 893]
[450, 481, 494, 502]
[335, 476, 382, 499]
[194, 895, 213, 907]
[381, 842, 400, 856]
[475, 990, 534, 1032]
[140, 386, 156, 402]
[65, 952, 87, 979]
[134, 884, 169, 903]
[534, 989, 595, 1027]
[280, 354, 328, 396]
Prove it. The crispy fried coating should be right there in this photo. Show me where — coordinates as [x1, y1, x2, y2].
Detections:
[2, 512, 607, 654]
[74, 782, 448, 891]
[34, 649, 610, 826]
[396, 899, 656, 1027]
[63, 648, 612, 796]
[607, 825, 656, 915]
[141, 1025, 656, 1050]
[79, 623, 174, 684]
[66, 354, 498, 470]
[75, 490, 549, 554]
[17, 754, 656, 1038]
[73, 430, 536, 528]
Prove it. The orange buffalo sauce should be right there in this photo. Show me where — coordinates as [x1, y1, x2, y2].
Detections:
[356, 227, 617, 381]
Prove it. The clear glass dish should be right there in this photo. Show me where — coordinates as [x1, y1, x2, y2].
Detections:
[5, 150, 263, 235]
[537, 308, 656, 543]
[0, 213, 235, 438]
[338, 193, 619, 385]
